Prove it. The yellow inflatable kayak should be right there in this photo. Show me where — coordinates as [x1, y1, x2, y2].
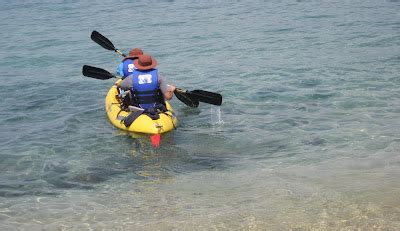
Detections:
[105, 82, 178, 135]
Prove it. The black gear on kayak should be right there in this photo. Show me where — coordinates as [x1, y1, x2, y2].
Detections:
[144, 103, 168, 120]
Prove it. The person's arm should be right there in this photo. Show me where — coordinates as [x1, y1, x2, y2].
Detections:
[116, 63, 124, 76]
[158, 74, 175, 100]
[116, 76, 133, 90]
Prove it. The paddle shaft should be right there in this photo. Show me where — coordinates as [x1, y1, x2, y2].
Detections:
[115, 49, 125, 57]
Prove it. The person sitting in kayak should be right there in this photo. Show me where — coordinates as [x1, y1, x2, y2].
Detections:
[116, 54, 176, 110]
[116, 48, 143, 78]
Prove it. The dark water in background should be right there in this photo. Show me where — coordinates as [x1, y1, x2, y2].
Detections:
[0, 1, 399, 229]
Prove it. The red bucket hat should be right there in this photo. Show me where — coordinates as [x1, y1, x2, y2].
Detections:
[129, 48, 143, 57]
[123, 48, 144, 60]
[134, 54, 157, 70]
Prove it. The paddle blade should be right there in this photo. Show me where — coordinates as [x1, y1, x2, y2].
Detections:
[174, 89, 199, 108]
[82, 65, 115, 80]
[91, 30, 117, 51]
[189, 90, 222, 106]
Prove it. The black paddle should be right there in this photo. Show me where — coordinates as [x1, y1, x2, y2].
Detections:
[82, 65, 222, 106]
[91, 30, 126, 57]
[83, 65, 199, 107]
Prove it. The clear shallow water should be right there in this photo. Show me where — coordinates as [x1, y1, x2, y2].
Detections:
[1, 0, 399, 229]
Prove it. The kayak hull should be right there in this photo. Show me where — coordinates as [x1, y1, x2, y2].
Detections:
[105, 83, 178, 135]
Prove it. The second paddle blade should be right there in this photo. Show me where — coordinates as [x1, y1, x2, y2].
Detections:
[91, 30, 116, 51]
[82, 65, 115, 80]
[174, 89, 199, 108]
[190, 90, 222, 106]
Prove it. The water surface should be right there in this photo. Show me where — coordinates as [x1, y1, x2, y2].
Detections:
[0, 1, 399, 230]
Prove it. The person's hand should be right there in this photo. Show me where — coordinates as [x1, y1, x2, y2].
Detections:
[167, 84, 176, 92]
[164, 84, 176, 100]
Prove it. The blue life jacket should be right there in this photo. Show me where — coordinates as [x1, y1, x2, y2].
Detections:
[131, 69, 160, 109]
[121, 59, 136, 78]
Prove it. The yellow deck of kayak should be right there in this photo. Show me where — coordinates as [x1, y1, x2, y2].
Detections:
[105, 83, 178, 135]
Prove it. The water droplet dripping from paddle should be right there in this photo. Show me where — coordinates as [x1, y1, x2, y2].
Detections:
[211, 105, 224, 125]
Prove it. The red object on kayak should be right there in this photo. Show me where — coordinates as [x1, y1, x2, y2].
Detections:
[150, 134, 161, 148]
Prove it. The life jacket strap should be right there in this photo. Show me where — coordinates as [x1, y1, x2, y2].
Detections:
[136, 95, 158, 104]
[135, 90, 158, 95]
[132, 89, 159, 105]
